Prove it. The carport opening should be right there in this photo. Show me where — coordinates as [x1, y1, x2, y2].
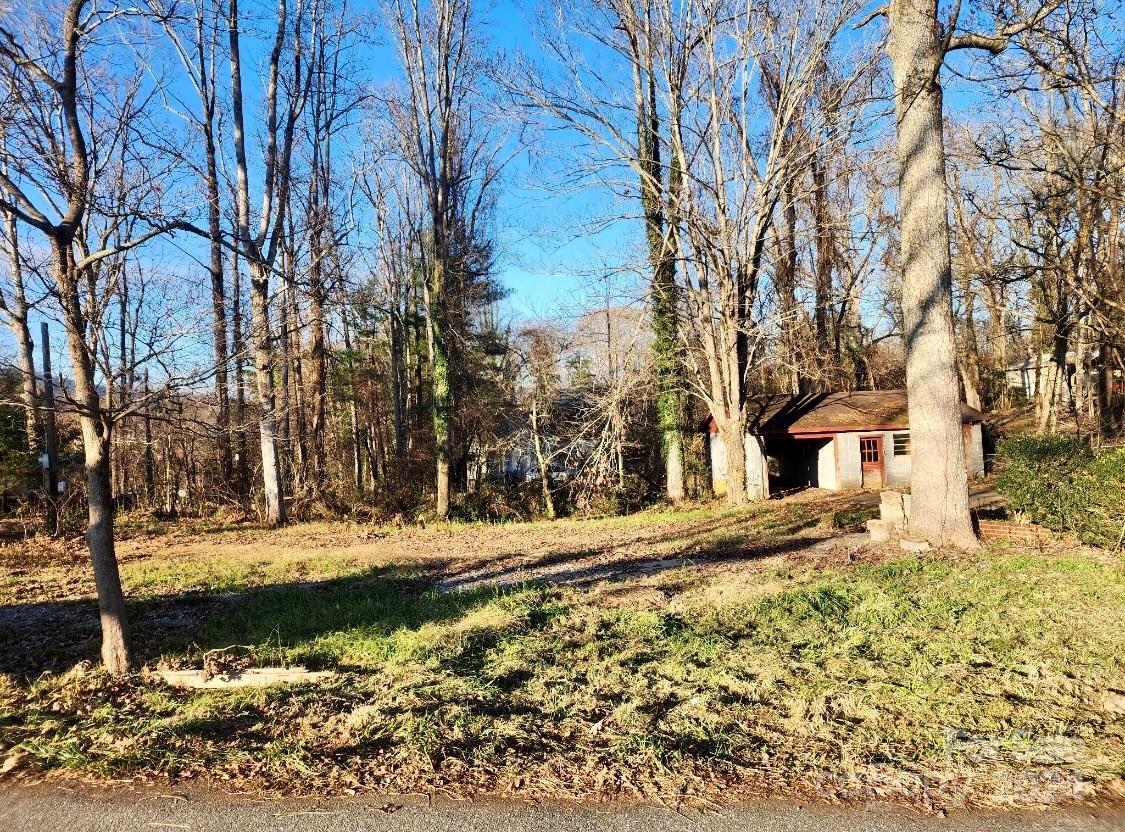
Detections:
[764, 436, 832, 492]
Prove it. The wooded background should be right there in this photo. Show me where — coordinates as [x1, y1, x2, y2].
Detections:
[0, 0, 1120, 668]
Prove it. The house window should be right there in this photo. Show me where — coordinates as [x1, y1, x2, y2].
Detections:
[860, 437, 881, 463]
[893, 432, 910, 456]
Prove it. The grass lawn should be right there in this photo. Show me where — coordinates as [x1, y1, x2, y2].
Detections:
[0, 493, 1123, 809]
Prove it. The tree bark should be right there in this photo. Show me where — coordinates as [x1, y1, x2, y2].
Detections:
[0, 207, 41, 456]
[307, 269, 328, 486]
[203, 106, 232, 486]
[230, 249, 250, 496]
[628, 14, 685, 504]
[249, 262, 286, 525]
[227, 0, 292, 525]
[56, 243, 131, 673]
[887, 0, 977, 548]
[143, 370, 155, 503]
[718, 413, 748, 507]
[430, 257, 451, 519]
[958, 270, 983, 410]
[778, 175, 802, 394]
[811, 150, 835, 377]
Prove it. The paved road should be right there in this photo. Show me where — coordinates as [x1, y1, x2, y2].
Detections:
[1, 785, 1121, 832]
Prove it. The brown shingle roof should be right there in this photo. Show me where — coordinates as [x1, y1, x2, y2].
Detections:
[721, 390, 982, 435]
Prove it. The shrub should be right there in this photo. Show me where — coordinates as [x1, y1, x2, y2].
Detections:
[995, 435, 1092, 530]
[454, 478, 550, 522]
[1069, 449, 1125, 548]
[995, 435, 1125, 547]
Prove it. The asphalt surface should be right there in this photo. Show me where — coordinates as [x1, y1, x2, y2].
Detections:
[0, 785, 1122, 832]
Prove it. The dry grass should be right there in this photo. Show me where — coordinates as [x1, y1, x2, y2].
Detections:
[0, 494, 1122, 810]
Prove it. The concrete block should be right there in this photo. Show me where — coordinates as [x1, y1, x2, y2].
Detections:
[900, 538, 931, 554]
[880, 491, 906, 524]
[154, 667, 335, 690]
[867, 519, 893, 543]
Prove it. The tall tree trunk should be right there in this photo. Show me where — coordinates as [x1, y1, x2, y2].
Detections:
[282, 263, 307, 493]
[778, 176, 802, 394]
[231, 249, 250, 496]
[307, 261, 328, 488]
[115, 268, 131, 499]
[1038, 330, 1068, 433]
[958, 270, 983, 410]
[306, 110, 329, 490]
[56, 245, 131, 673]
[0, 207, 41, 456]
[718, 413, 749, 507]
[204, 110, 232, 486]
[887, 0, 977, 548]
[811, 150, 835, 376]
[249, 262, 286, 525]
[279, 288, 292, 487]
[390, 307, 406, 462]
[143, 370, 155, 504]
[632, 35, 685, 505]
[430, 260, 451, 519]
[228, 0, 288, 525]
[39, 323, 60, 533]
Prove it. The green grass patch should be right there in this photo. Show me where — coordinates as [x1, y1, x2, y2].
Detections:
[2, 538, 1123, 805]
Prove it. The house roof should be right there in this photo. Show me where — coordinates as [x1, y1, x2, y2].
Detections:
[704, 390, 984, 436]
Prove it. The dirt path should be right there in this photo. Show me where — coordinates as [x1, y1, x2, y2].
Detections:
[1, 491, 877, 606]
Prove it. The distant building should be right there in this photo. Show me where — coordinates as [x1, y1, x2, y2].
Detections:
[1004, 355, 1046, 402]
[702, 390, 985, 500]
[1004, 348, 1118, 402]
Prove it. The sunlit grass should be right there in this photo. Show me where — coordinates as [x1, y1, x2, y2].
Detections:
[2, 499, 1123, 805]
[5, 545, 1121, 804]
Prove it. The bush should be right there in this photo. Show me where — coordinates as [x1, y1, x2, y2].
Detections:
[454, 478, 549, 522]
[1069, 449, 1125, 548]
[995, 435, 1092, 529]
[995, 435, 1125, 547]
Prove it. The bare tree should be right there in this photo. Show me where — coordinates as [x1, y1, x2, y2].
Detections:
[226, 0, 314, 524]
[865, 0, 1062, 546]
[388, 0, 507, 518]
[515, 325, 562, 518]
[0, 0, 187, 671]
[145, 0, 235, 488]
[0, 180, 41, 470]
[520, 0, 691, 502]
[664, 0, 861, 503]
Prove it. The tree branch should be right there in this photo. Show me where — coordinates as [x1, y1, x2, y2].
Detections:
[947, 0, 1064, 54]
[853, 5, 888, 30]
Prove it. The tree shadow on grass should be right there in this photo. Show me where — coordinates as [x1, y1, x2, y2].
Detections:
[0, 564, 481, 679]
[435, 508, 837, 593]
[0, 508, 850, 681]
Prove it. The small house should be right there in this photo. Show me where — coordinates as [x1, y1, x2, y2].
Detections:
[703, 390, 985, 500]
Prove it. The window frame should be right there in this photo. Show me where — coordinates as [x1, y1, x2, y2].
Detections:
[892, 431, 911, 457]
[860, 436, 882, 464]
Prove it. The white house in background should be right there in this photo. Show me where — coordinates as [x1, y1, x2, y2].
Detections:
[703, 390, 986, 500]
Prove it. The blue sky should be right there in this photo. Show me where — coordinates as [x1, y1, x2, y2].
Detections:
[1, 0, 1047, 373]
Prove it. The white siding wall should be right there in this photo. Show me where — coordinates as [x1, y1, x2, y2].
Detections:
[709, 432, 728, 495]
[817, 439, 838, 490]
[884, 430, 912, 487]
[836, 433, 863, 489]
[745, 436, 769, 500]
[832, 424, 983, 491]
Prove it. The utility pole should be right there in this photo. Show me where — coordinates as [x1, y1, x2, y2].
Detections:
[39, 321, 59, 534]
